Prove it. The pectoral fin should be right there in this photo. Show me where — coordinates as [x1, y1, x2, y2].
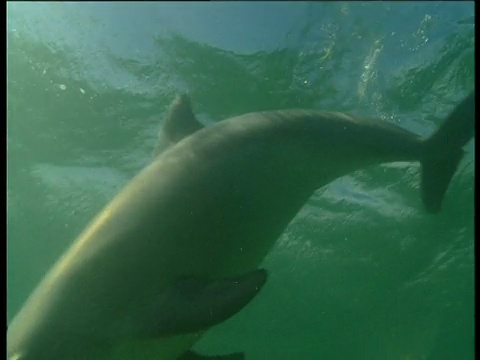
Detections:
[138, 268, 267, 337]
[179, 350, 245, 360]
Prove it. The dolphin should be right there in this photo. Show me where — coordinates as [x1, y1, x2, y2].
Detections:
[7, 91, 475, 360]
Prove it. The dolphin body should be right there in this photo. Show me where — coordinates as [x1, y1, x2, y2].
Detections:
[7, 92, 475, 360]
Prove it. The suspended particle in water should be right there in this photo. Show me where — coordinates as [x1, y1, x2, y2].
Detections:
[59, 84, 67, 90]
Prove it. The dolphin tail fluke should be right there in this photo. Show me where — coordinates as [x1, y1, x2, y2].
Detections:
[420, 91, 475, 213]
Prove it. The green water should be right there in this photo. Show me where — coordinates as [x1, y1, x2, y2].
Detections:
[7, 2, 474, 359]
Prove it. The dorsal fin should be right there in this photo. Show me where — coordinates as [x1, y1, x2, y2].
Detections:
[179, 350, 245, 360]
[153, 94, 204, 157]
[132, 269, 267, 338]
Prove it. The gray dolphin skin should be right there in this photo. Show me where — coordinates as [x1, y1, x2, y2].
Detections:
[7, 91, 475, 360]
[152, 94, 205, 157]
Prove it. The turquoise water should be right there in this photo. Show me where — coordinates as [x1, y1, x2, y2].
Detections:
[7, 2, 474, 359]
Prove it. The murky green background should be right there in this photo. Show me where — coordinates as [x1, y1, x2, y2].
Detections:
[7, 2, 474, 359]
